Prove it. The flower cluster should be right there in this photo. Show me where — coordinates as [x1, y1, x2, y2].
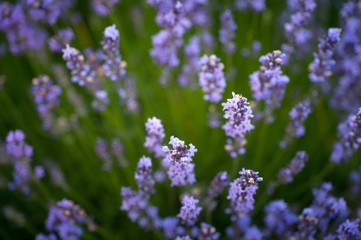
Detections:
[62, 25, 133, 112]
[280, 99, 312, 148]
[5, 130, 44, 195]
[177, 195, 202, 226]
[198, 55, 226, 103]
[0, 3, 47, 54]
[120, 187, 162, 229]
[330, 108, 361, 164]
[236, 0, 265, 12]
[297, 208, 319, 240]
[37, 199, 95, 240]
[264, 200, 298, 238]
[283, 0, 316, 54]
[178, 35, 201, 88]
[205, 171, 229, 211]
[135, 156, 155, 194]
[310, 183, 347, 233]
[309, 28, 342, 83]
[144, 117, 165, 158]
[26, 0, 74, 25]
[92, 0, 119, 16]
[198, 222, 220, 240]
[222, 92, 254, 156]
[249, 50, 289, 122]
[48, 28, 74, 52]
[32, 75, 62, 131]
[277, 151, 309, 184]
[331, 1, 361, 113]
[219, 10, 237, 54]
[149, 1, 191, 68]
[102, 24, 127, 81]
[162, 136, 197, 186]
[227, 169, 263, 219]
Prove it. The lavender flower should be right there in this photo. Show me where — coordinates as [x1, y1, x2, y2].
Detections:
[95, 138, 112, 171]
[0, 3, 47, 54]
[48, 28, 74, 52]
[331, 2, 361, 112]
[227, 169, 263, 219]
[283, 0, 316, 55]
[6, 130, 33, 159]
[205, 171, 229, 211]
[92, 0, 119, 16]
[309, 28, 342, 83]
[236, 0, 265, 12]
[219, 10, 237, 54]
[264, 200, 298, 238]
[176, 236, 192, 240]
[330, 108, 361, 164]
[62, 44, 95, 86]
[111, 138, 127, 167]
[101, 24, 127, 81]
[135, 156, 154, 194]
[277, 151, 309, 184]
[177, 195, 202, 226]
[280, 99, 312, 148]
[26, 0, 74, 25]
[222, 92, 254, 157]
[32, 75, 62, 131]
[42, 199, 95, 240]
[162, 136, 197, 186]
[149, 1, 191, 68]
[310, 183, 347, 233]
[297, 208, 319, 240]
[144, 117, 165, 157]
[198, 54, 226, 103]
[335, 219, 361, 239]
[350, 166, 361, 195]
[178, 35, 200, 88]
[249, 50, 289, 122]
[198, 223, 220, 240]
[162, 217, 184, 239]
[243, 226, 263, 240]
[35, 233, 57, 240]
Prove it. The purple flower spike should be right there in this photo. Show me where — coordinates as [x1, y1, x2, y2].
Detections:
[48, 28, 74, 52]
[177, 195, 202, 226]
[309, 28, 342, 83]
[280, 99, 312, 148]
[32, 75, 62, 131]
[42, 199, 94, 240]
[162, 136, 197, 186]
[205, 171, 229, 211]
[264, 200, 297, 238]
[335, 219, 361, 239]
[222, 92, 254, 157]
[219, 10, 237, 54]
[277, 151, 308, 184]
[144, 117, 165, 158]
[198, 54, 226, 103]
[330, 107, 361, 164]
[92, 0, 119, 16]
[249, 50, 289, 122]
[198, 222, 220, 240]
[227, 169, 263, 219]
[135, 156, 154, 194]
[283, 0, 316, 56]
[102, 24, 127, 81]
[236, 0, 265, 12]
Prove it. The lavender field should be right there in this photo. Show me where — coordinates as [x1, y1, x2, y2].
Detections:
[0, 0, 361, 239]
